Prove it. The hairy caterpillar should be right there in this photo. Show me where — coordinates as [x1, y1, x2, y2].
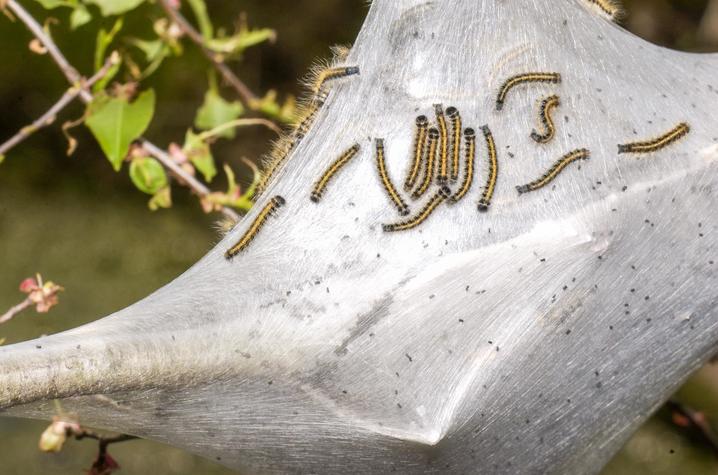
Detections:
[530, 95, 560, 144]
[446, 107, 462, 182]
[617, 122, 690, 154]
[477, 125, 498, 212]
[495, 72, 561, 111]
[516, 148, 590, 194]
[405, 115, 429, 191]
[435, 104, 449, 183]
[450, 128, 475, 203]
[584, 0, 624, 22]
[225, 195, 285, 258]
[383, 186, 450, 232]
[412, 128, 440, 199]
[310, 143, 361, 202]
[375, 139, 410, 216]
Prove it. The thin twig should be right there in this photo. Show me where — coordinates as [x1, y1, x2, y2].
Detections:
[197, 118, 282, 141]
[668, 400, 718, 455]
[5, 0, 241, 221]
[0, 298, 32, 325]
[0, 54, 119, 158]
[158, 0, 259, 107]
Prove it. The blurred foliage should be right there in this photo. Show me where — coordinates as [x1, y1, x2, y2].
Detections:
[0, 0, 717, 474]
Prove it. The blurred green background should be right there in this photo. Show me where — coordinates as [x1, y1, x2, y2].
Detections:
[0, 0, 717, 474]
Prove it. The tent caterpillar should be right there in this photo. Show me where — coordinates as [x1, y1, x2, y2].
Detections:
[435, 104, 449, 184]
[450, 128, 475, 203]
[530, 95, 560, 144]
[405, 115, 429, 191]
[495, 72, 561, 111]
[412, 128, 440, 199]
[584, 0, 624, 22]
[225, 195, 286, 258]
[617, 122, 690, 154]
[375, 139, 410, 216]
[383, 186, 450, 232]
[477, 125, 498, 212]
[516, 148, 590, 194]
[310, 143, 361, 202]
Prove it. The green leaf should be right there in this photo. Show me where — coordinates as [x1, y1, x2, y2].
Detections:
[129, 156, 167, 194]
[182, 129, 216, 182]
[94, 17, 123, 71]
[0, 154, 5, 164]
[148, 186, 172, 211]
[70, 4, 92, 29]
[85, 0, 144, 16]
[187, 0, 213, 40]
[206, 27, 275, 57]
[127, 38, 164, 62]
[34, 0, 76, 9]
[85, 89, 155, 171]
[194, 89, 244, 139]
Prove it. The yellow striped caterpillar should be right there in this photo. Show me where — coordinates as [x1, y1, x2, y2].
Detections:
[446, 106, 462, 181]
[450, 128, 475, 203]
[477, 125, 498, 212]
[617, 122, 690, 155]
[584, 0, 624, 22]
[530, 95, 560, 144]
[435, 104, 449, 183]
[310, 143, 361, 202]
[375, 139, 410, 216]
[225, 195, 285, 258]
[495, 72, 561, 111]
[516, 148, 590, 194]
[405, 115, 429, 191]
[412, 127, 440, 199]
[383, 186, 450, 232]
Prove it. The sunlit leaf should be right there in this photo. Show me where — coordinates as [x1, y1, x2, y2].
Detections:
[85, 0, 144, 16]
[94, 17, 122, 72]
[187, 0, 213, 40]
[129, 156, 167, 194]
[194, 88, 244, 139]
[127, 38, 164, 62]
[69, 4, 91, 29]
[34, 0, 76, 9]
[206, 28, 276, 57]
[85, 89, 155, 171]
[182, 129, 216, 182]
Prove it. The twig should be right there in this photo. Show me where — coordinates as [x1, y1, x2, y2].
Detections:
[0, 54, 119, 158]
[0, 298, 32, 325]
[197, 118, 282, 140]
[668, 400, 718, 455]
[5, 0, 241, 221]
[158, 0, 259, 107]
[74, 429, 138, 446]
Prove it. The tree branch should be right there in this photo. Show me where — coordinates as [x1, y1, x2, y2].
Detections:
[157, 0, 260, 108]
[5, 0, 241, 221]
[0, 53, 119, 158]
[0, 298, 32, 325]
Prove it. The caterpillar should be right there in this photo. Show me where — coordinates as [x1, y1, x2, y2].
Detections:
[309, 65, 360, 95]
[530, 95, 560, 144]
[446, 106, 462, 181]
[375, 139, 410, 216]
[383, 186, 450, 232]
[435, 104, 449, 183]
[516, 148, 590, 194]
[310, 143, 361, 202]
[495, 72, 561, 111]
[449, 128, 475, 203]
[477, 125, 498, 212]
[617, 122, 690, 155]
[405, 115, 429, 191]
[584, 0, 624, 22]
[412, 127, 440, 199]
[225, 195, 285, 258]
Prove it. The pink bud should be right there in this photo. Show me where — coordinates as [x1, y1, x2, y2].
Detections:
[19, 277, 38, 293]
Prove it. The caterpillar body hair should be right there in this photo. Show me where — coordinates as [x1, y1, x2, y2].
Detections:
[450, 128, 475, 203]
[309, 65, 360, 95]
[383, 186, 450, 232]
[446, 107, 462, 182]
[310, 143, 361, 202]
[412, 127, 440, 199]
[405, 115, 429, 191]
[225, 195, 286, 258]
[516, 148, 590, 194]
[530, 95, 560, 144]
[435, 104, 449, 184]
[584, 0, 624, 22]
[617, 122, 690, 155]
[375, 139, 410, 216]
[255, 135, 296, 198]
[477, 125, 498, 212]
[495, 72, 561, 111]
